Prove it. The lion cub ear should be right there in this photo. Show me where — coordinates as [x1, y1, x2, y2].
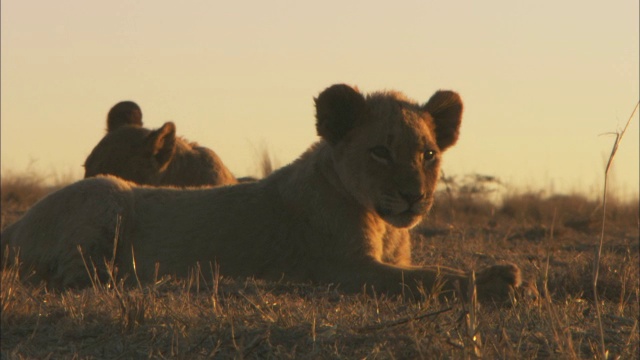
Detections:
[423, 91, 463, 151]
[315, 84, 367, 145]
[146, 122, 176, 168]
[107, 101, 143, 132]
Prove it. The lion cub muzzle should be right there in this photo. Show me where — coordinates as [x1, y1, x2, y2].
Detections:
[376, 191, 433, 228]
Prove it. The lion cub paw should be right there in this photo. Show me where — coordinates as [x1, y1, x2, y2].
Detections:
[515, 280, 540, 304]
[474, 263, 522, 302]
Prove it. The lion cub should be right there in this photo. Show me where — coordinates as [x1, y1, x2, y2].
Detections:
[84, 101, 238, 187]
[2, 84, 523, 301]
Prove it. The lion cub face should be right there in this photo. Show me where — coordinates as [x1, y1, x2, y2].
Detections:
[315, 84, 462, 228]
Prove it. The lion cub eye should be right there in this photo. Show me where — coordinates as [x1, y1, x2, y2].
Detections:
[369, 146, 392, 163]
[423, 149, 437, 162]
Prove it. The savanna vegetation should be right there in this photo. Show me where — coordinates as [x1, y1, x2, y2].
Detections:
[1, 168, 638, 359]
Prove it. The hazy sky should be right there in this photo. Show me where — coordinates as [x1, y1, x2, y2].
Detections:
[2, 1, 638, 197]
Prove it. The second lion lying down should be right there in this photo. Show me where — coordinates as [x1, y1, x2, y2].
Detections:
[84, 101, 240, 187]
[1, 84, 523, 300]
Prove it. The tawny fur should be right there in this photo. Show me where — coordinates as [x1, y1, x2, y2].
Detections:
[2, 84, 522, 301]
[84, 101, 238, 187]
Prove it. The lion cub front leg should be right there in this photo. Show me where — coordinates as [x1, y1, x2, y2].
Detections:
[420, 263, 524, 302]
[327, 260, 467, 299]
[336, 261, 525, 303]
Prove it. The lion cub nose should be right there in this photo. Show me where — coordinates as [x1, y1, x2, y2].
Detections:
[399, 191, 425, 205]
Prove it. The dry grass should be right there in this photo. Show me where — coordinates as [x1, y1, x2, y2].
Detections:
[1, 171, 638, 359]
